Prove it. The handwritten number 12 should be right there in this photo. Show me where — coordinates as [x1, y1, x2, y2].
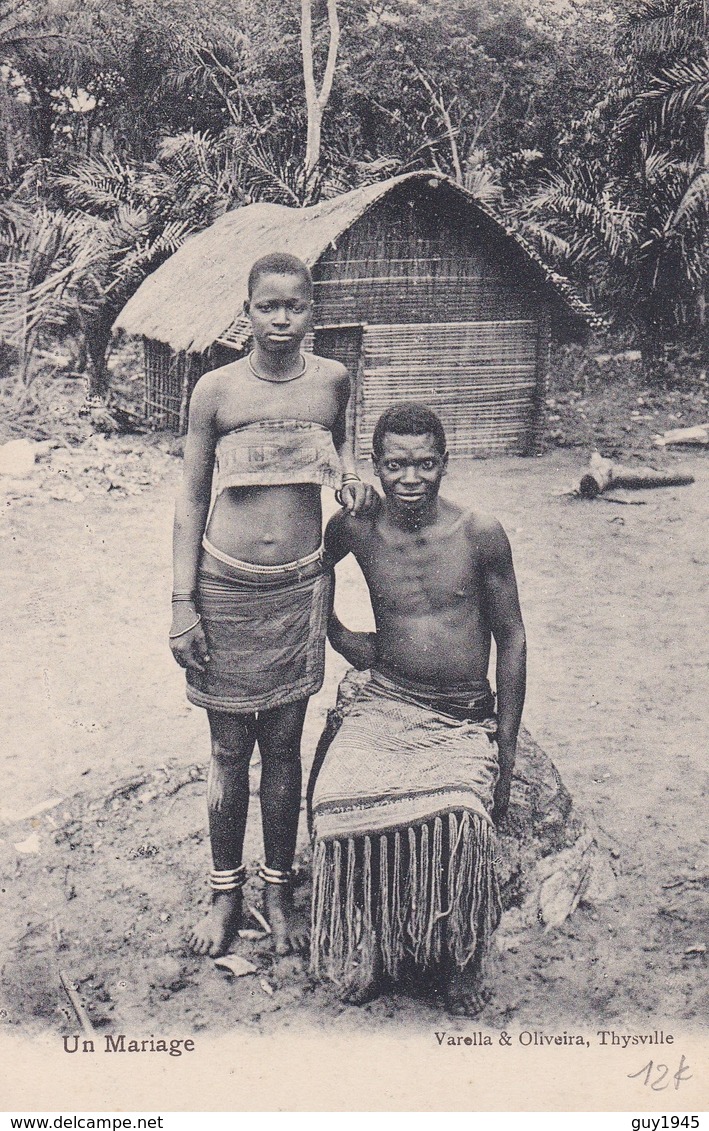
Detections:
[628, 1056, 692, 1091]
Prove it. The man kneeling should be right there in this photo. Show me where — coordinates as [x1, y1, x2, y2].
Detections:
[309, 403, 526, 1015]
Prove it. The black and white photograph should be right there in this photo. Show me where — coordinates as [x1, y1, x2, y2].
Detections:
[0, 0, 707, 1113]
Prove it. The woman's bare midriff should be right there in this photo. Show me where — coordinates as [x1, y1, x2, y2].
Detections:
[205, 483, 323, 565]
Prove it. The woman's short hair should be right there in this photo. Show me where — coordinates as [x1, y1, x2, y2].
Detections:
[247, 253, 314, 299]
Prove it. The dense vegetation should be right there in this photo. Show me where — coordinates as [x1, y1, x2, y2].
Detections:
[0, 0, 706, 397]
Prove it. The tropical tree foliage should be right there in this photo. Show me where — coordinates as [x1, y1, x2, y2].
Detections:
[0, 0, 706, 392]
[519, 0, 708, 371]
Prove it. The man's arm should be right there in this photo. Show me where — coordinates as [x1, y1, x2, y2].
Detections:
[478, 519, 527, 823]
[324, 511, 378, 671]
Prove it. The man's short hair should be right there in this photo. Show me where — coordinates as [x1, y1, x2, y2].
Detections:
[371, 402, 447, 458]
[247, 253, 314, 299]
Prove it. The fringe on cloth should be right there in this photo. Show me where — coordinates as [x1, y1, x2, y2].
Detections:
[310, 810, 501, 987]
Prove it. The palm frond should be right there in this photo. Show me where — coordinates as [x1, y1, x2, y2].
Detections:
[0, 198, 36, 250]
[637, 57, 709, 123]
[1, 0, 106, 81]
[155, 129, 246, 219]
[106, 204, 151, 249]
[241, 141, 304, 206]
[0, 258, 29, 346]
[111, 216, 194, 282]
[518, 221, 573, 262]
[0, 0, 57, 52]
[643, 147, 692, 184]
[464, 164, 503, 205]
[671, 168, 709, 228]
[56, 154, 137, 215]
[317, 152, 402, 197]
[521, 170, 638, 263]
[615, 55, 709, 147]
[619, 0, 706, 54]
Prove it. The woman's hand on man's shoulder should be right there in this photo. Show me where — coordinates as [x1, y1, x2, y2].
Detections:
[339, 479, 380, 517]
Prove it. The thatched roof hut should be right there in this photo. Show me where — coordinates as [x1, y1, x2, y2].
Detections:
[114, 171, 596, 454]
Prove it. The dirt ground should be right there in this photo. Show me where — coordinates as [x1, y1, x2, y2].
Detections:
[1, 409, 707, 1040]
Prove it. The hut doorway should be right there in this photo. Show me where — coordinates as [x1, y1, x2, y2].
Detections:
[357, 320, 539, 457]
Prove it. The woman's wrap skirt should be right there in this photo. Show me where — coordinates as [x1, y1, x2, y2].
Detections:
[186, 545, 332, 714]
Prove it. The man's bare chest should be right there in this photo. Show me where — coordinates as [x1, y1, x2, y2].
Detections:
[359, 533, 483, 614]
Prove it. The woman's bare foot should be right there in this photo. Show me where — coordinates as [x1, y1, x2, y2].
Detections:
[188, 890, 243, 957]
[263, 883, 308, 955]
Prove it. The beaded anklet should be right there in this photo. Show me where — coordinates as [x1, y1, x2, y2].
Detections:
[210, 864, 247, 893]
[258, 864, 292, 886]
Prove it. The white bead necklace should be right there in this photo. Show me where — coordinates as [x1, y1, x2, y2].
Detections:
[248, 351, 308, 383]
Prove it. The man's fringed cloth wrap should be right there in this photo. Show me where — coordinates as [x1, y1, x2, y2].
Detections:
[186, 547, 332, 713]
[310, 670, 502, 986]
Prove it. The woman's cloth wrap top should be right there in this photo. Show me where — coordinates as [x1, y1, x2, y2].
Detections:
[213, 419, 343, 494]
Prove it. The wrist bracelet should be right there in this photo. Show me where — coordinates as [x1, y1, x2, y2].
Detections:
[169, 614, 202, 639]
[336, 476, 362, 506]
[172, 591, 194, 601]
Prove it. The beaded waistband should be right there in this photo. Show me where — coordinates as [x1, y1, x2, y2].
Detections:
[201, 536, 323, 574]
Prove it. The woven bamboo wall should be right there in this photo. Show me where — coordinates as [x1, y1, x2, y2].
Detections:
[312, 184, 549, 456]
[313, 187, 542, 325]
[143, 339, 209, 432]
[358, 320, 537, 457]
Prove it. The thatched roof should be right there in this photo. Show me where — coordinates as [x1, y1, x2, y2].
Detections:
[113, 172, 598, 354]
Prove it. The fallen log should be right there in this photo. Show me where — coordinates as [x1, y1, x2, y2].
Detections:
[655, 423, 709, 447]
[579, 451, 695, 498]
